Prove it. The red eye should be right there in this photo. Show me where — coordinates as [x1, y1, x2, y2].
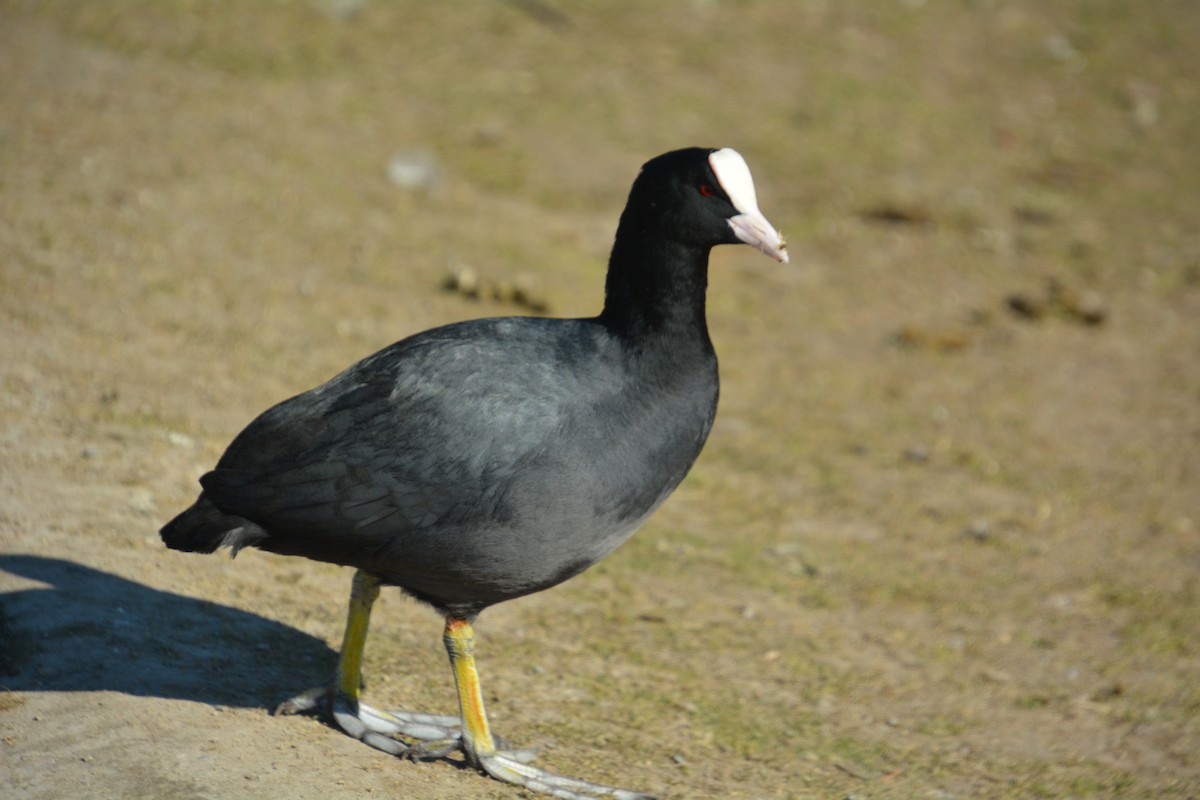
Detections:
[699, 183, 717, 198]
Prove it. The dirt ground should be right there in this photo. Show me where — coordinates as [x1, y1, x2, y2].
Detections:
[2, 2, 1198, 798]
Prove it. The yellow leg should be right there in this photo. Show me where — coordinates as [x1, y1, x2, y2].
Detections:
[336, 570, 382, 702]
[441, 615, 655, 798]
[276, 571, 462, 754]
[443, 616, 497, 763]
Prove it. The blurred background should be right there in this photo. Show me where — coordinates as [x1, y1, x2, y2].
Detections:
[1, 1, 1197, 798]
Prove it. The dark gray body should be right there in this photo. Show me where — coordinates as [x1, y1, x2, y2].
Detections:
[166, 315, 716, 616]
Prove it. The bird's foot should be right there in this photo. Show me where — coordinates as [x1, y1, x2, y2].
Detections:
[274, 685, 462, 757]
[274, 686, 652, 799]
[476, 750, 655, 800]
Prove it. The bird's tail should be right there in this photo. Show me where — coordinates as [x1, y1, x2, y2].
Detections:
[160, 495, 266, 555]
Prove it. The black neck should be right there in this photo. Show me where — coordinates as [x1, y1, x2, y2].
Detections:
[599, 225, 713, 349]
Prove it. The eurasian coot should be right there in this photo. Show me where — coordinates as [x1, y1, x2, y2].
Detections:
[162, 147, 787, 799]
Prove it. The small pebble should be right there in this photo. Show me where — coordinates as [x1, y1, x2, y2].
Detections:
[1127, 81, 1159, 129]
[387, 150, 440, 192]
[904, 444, 930, 463]
[1008, 278, 1107, 326]
[314, 0, 367, 20]
[167, 431, 195, 449]
[1007, 292, 1046, 320]
[442, 267, 549, 312]
[1091, 683, 1124, 701]
[1044, 33, 1085, 70]
[129, 488, 157, 515]
[965, 519, 990, 542]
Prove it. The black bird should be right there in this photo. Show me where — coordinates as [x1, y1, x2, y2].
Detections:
[162, 147, 787, 799]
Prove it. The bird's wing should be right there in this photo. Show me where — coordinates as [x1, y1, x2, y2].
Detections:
[199, 327, 578, 545]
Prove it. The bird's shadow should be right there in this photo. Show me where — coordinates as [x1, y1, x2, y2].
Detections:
[0, 554, 337, 710]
